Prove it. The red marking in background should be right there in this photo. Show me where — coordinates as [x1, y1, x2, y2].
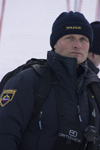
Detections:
[0, 0, 6, 40]
[95, 0, 100, 21]
[78, 0, 83, 12]
[66, 0, 70, 12]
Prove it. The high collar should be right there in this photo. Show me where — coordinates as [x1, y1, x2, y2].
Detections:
[47, 50, 88, 92]
[48, 50, 87, 77]
[51, 50, 77, 78]
[87, 58, 99, 74]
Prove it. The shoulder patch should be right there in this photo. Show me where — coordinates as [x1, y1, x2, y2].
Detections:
[0, 90, 17, 107]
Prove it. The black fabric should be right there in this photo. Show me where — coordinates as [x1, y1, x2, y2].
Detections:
[86, 88, 96, 126]
[0, 52, 100, 149]
[87, 58, 99, 74]
[50, 11, 93, 49]
[0, 58, 47, 93]
[32, 65, 52, 118]
[52, 70, 84, 150]
[51, 70, 65, 117]
[0, 58, 52, 119]
[51, 51, 88, 93]
[52, 66, 100, 150]
[90, 21, 100, 55]
[87, 82, 100, 114]
[53, 81, 100, 149]
[53, 137, 82, 150]
[0, 58, 46, 93]
[47, 50, 100, 131]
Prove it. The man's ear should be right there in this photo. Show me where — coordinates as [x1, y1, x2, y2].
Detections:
[54, 44, 56, 49]
[92, 53, 96, 59]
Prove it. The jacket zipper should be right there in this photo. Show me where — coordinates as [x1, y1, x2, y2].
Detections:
[39, 111, 43, 130]
[77, 105, 82, 122]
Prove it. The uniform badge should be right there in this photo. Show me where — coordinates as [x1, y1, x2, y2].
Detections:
[0, 90, 17, 107]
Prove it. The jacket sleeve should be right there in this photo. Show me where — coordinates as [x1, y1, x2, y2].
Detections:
[0, 68, 37, 149]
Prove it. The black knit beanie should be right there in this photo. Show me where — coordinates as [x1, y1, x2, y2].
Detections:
[50, 11, 93, 49]
[89, 21, 100, 55]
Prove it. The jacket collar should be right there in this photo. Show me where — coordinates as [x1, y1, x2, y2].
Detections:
[48, 50, 87, 77]
[87, 58, 99, 74]
[47, 50, 88, 93]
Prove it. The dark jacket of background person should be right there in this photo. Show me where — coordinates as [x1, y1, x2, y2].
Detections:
[88, 21, 100, 70]
[87, 58, 99, 74]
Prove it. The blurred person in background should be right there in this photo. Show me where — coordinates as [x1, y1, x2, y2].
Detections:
[87, 21, 100, 74]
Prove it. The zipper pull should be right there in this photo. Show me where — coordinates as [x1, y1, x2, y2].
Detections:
[39, 111, 42, 130]
[77, 105, 82, 122]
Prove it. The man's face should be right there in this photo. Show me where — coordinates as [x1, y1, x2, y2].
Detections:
[54, 34, 90, 64]
[95, 55, 100, 66]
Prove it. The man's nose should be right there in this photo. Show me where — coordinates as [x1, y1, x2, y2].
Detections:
[73, 40, 81, 49]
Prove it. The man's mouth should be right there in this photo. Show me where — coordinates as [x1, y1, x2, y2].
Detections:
[71, 52, 82, 55]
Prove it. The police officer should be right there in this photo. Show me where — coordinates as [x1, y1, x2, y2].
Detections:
[87, 21, 100, 74]
[0, 11, 100, 150]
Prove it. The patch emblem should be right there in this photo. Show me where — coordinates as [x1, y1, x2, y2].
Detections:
[0, 90, 17, 107]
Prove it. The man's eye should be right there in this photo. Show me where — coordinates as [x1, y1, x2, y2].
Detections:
[81, 37, 87, 41]
[66, 36, 72, 39]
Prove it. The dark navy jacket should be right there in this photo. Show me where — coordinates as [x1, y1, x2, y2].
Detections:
[87, 58, 99, 74]
[0, 51, 100, 150]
